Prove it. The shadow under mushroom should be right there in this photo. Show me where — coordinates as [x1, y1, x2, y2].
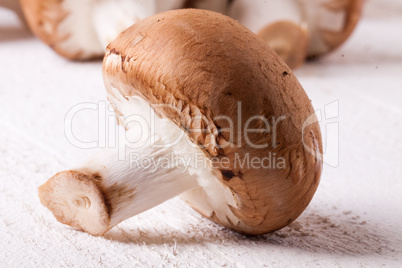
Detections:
[103, 208, 396, 257]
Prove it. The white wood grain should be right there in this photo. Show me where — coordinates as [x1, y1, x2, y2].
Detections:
[0, 0, 401, 267]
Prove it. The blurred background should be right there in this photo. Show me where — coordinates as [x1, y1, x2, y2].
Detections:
[0, 0, 401, 267]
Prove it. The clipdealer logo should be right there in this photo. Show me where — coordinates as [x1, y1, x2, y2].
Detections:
[129, 151, 286, 173]
[63, 99, 339, 170]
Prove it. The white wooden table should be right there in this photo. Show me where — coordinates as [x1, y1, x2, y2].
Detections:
[0, 0, 401, 267]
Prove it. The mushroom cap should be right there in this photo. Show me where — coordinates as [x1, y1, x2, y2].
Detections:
[308, 0, 364, 58]
[257, 20, 309, 69]
[103, 9, 322, 235]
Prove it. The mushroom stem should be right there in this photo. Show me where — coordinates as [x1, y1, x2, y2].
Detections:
[40, 94, 240, 235]
[257, 21, 309, 69]
[39, 129, 201, 235]
[84, 139, 202, 227]
[39, 94, 240, 236]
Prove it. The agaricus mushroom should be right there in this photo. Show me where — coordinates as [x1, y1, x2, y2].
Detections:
[39, 9, 323, 236]
[228, 0, 363, 68]
[19, 0, 186, 60]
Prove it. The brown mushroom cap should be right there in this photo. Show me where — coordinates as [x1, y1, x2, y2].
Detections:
[258, 20, 309, 69]
[308, 0, 364, 58]
[103, 9, 322, 235]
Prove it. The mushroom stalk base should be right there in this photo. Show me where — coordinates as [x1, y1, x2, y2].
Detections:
[39, 130, 201, 236]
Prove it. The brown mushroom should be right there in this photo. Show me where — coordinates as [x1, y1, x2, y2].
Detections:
[19, 0, 187, 60]
[39, 9, 323, 236]
[229, 0, 364, 67]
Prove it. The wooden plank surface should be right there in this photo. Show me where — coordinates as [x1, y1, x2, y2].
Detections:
[0, 0, 401, 267]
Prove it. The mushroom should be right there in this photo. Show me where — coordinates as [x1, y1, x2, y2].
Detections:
[39, 9, 323, 236]
[228, 0, 363, 68]
[19, 0, 186, 60]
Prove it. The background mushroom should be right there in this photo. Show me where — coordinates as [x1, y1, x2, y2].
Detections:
[228, 0, 364, 68]
[19, 0, 186, 60]
[18, 0, 363, 67]
[39, 9, 323, 236]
